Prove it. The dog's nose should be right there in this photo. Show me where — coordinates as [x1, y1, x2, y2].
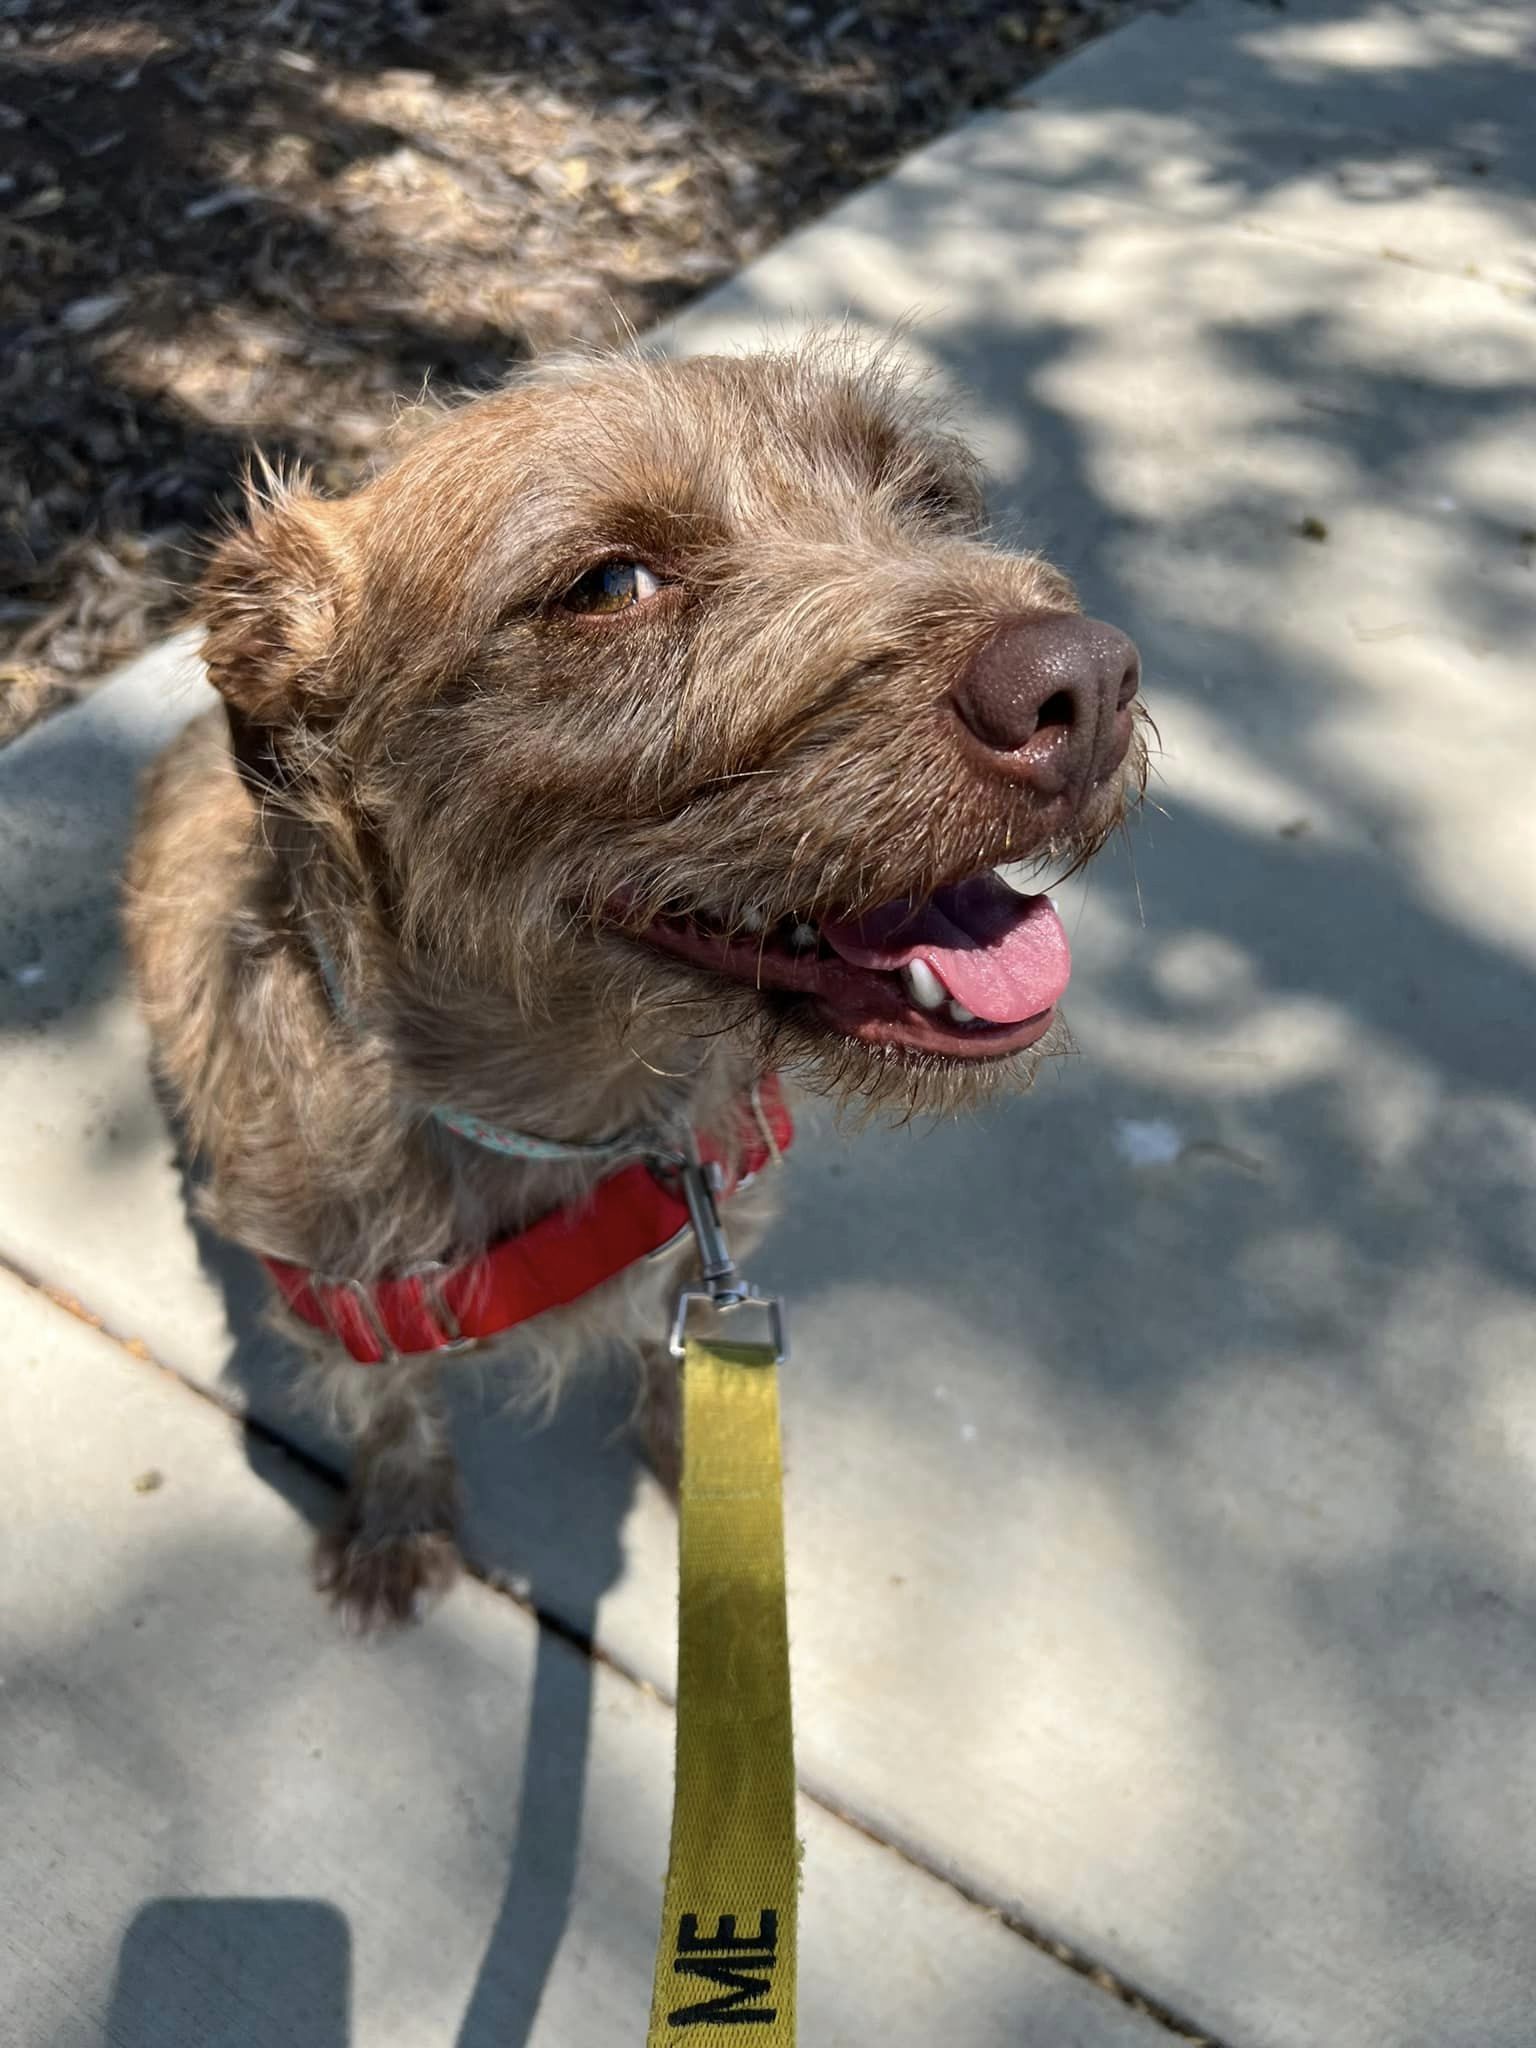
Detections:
[949, 613, 1140, 799]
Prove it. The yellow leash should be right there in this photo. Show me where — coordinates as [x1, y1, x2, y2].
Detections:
[648, 1149, 798, 2042]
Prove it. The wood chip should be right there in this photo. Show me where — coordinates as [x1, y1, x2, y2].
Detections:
[59, 291, 129, 335]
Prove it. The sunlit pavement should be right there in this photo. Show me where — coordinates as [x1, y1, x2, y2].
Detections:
[4, 3, 1534, 2041]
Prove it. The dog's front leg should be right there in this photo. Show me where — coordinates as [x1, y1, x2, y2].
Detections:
[314, 1354, 462, 1632]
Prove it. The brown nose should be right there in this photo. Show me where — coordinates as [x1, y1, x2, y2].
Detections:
[949, 613, 1141, 799]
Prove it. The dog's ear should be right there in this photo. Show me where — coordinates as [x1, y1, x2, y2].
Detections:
[199, 463, 349, 725]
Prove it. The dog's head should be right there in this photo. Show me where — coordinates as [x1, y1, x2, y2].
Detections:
[202, 343, 1148, 1115]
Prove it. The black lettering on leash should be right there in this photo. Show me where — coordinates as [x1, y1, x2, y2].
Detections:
[668, 1910, 778, 2028]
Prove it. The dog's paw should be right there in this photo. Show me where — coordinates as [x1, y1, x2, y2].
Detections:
[314, 1523, 461, 1634]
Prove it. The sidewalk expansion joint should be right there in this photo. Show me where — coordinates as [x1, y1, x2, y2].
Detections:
[10, 1252, 1232, 2047]
[796, 1770, 1233, 2047]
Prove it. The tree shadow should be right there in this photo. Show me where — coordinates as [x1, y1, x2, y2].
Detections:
[1, 0, 1534, 2038]
[189, 1199, 645, 2048]
[4, 1506, 665, 2048]
[0, 638, 649, 2045]
[0, 0, 1130, 717]
[9, 1506, 1098, 2046]
[645, 6, 1536, 2031]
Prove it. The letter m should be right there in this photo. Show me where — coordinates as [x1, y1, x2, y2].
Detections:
[668, 1959, 776, 2028]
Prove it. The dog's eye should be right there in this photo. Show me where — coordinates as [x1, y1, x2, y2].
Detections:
[560, 560, 664, 614]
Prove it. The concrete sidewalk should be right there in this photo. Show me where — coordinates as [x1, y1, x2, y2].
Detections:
[5, 1266, 1149, 2048]
[3, 1, 1534, 2043]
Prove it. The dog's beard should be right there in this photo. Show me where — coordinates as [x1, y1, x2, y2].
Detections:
[572, 945, 1064, 1121]
[757, 996, 1069, 1121]
[385, 732, 1144, 1121]
[576, 776, 1133, 1117]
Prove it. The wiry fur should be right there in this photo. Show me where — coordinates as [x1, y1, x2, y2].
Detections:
[125, 340, 1149, 1629]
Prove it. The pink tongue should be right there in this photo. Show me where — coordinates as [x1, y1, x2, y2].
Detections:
[821, 873, 1070, 1024]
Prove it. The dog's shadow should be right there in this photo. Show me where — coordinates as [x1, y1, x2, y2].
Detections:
[182, 1159, 646, 2048]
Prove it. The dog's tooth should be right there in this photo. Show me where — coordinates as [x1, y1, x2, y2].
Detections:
[787, 921, 820, 951]
[902, 960, 946, 1010]
[947, 998, 978, 1024]
[740, 906, 767, 934]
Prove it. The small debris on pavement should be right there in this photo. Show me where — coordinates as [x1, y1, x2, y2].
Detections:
[1114, 1118, 1184, 1167]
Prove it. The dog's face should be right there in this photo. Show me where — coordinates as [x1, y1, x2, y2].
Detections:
[204, 346, 1148, 1114]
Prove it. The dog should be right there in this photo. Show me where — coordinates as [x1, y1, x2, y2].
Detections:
[125, 341, 1147, 1631]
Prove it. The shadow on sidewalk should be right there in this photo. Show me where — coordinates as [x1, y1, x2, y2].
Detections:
[2, 5, 1534, 2039]
[105, 1897, 351, 2048]
[200, 1203, 645, 2048]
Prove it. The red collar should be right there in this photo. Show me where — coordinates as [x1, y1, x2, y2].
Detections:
[264, 1076, 793, 1364]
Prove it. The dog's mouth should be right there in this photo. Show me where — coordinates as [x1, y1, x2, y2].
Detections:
[635, 870, 1070, 1059]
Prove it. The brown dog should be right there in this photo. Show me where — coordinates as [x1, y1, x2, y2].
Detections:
[125, 342, 1146, 1630]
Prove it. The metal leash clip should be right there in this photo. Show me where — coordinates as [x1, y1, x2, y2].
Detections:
[666, 1134, 787, 1364]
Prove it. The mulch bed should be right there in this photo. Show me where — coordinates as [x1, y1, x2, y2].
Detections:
[0, 0, 1141, 742]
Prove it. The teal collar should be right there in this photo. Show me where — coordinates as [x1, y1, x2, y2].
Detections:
[308, 931, 661, 1166]
[430, 1100, 652, 1165]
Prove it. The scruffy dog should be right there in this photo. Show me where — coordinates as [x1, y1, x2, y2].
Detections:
[125, 343, 1146, 1630]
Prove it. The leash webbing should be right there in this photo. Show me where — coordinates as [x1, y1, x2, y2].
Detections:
[647, 1338, 799, 2044]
